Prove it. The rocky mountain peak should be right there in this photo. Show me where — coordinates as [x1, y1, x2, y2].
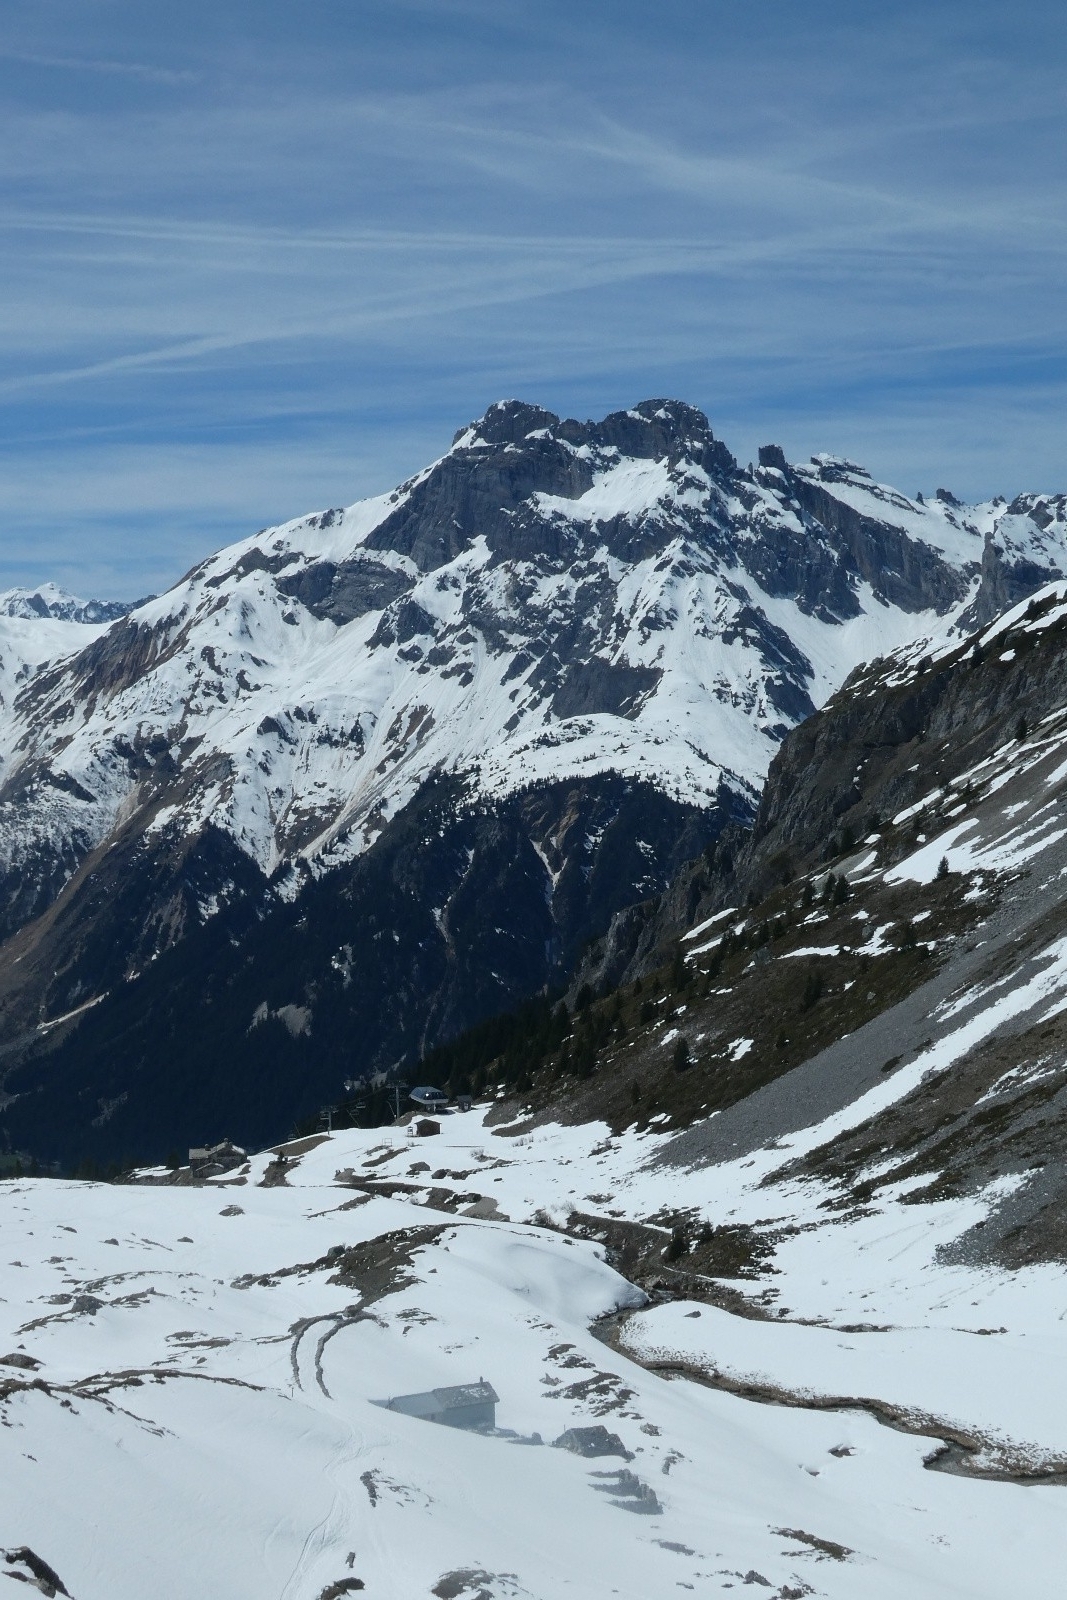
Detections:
[3, 401, 1067, 1167]
[455, 397, 561, 447]
[448, 396, 735, 502]
[756, 443, 788, 473]
[459, 395, 730, 468]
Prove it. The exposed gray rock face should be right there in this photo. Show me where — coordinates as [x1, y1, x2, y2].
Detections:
[967, 493, 1067, 627]
[550, 660, 661, 720]
[785, 464, 968, 614]
[277, 555, 414, 624]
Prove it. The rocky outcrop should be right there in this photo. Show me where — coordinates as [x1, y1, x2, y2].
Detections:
[969, 494, 1067, 627]
[786, 462, 972, 614]
[276, 556, 414, 625]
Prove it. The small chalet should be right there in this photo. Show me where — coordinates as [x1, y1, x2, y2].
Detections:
[382, 1380, 498, 1431]
[188, 1139, 246, 1175]
[409, 1085, 449, 1113]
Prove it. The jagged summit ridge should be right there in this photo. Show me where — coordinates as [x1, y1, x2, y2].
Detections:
[0, 582, 135, 625]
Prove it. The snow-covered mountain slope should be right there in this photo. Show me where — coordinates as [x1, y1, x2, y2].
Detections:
[0, 613, 109, 721]
[3, 1100, 1065, 1600]
[3, 400, 1067, 1169]
[0, 582, 131, 718]
[5, 400, 1059, 920]
[513, 581, 1067, 1286]
[0, 601, 118, 919]
[0, 586, 135, 808]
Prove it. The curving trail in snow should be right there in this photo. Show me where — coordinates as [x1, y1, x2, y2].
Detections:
[3, 1090, 1067, 1598]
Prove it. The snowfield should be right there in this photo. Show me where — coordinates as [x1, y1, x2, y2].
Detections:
[3, 1091, 1066, 1599]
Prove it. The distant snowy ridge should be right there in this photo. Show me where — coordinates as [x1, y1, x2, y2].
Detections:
[0, 581, 136, 624]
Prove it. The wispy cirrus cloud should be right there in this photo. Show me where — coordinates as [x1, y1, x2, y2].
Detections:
[0, 0, 1064, 595]
[0, 47, 197, 83]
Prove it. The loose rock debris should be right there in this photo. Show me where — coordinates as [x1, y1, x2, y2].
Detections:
[2, 1547, 72, 1598]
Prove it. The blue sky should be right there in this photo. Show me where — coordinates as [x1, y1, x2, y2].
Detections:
[1, 0, 1065, 597]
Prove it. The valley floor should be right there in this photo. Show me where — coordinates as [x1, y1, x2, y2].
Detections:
[3, 1087, 1066, 1599]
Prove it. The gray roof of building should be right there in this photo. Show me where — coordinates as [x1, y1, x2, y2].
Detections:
[386, 1381, 498, 1417]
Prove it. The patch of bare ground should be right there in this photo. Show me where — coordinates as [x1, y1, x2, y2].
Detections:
[773, 1527, 853, 1562]
[539, 1340, 637, 1417]
[328, 1225, 446, 1301]
[431, 1569, 531, 1599]
[3, 1545, 74, 1598]
[559, 1209, 784, 1318]
[789, 989, 1067, 1267]
[231, 1224, 445, 1300]
[494, 868, 988, 1140]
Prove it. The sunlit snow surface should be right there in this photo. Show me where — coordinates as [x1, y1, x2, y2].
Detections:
[4, 1090, 1066, 1600]
[0, 613, 109, 722]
